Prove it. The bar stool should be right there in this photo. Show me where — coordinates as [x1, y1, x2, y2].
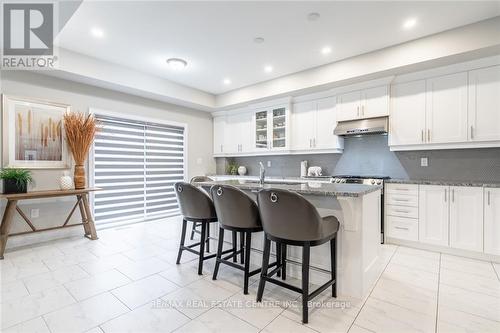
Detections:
[210, 185, 268, 294]
[256, 189, 340, 324]
[174, 182, 232, 275]
[189, 176, 213, 250]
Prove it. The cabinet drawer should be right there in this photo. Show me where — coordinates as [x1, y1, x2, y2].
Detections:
[386, 183, 419, 196]
[386, 204, 418, 218]
[386, 194, 418, 207]
[386, 216, 418, 241]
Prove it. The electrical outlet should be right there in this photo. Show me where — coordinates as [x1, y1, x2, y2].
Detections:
[30, 208, 39, 218]
[267, 161, 272, 168]
[421, 157, 428, 167]
[196, 157, 203, 165]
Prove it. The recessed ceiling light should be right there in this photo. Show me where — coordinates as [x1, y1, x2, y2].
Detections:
[403, 17, 417, 30]
[254, 37, 265, 44]
[166, 58, 188, 70]
[308, 12, 321, 21]
[321, 46, 332, 55]
[223, 78, 231, 85]
[264, 65, 273, 73]
[90, 27, 104, 38]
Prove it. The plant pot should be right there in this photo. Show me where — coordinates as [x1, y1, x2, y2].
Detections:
[2, 179, 27, 194]
[74, 164, 86, 189]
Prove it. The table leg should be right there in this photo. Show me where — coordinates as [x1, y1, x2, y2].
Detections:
[0, 200, 18, 259]
[81, 194, 98, 240]
[77, 195, 91, 236]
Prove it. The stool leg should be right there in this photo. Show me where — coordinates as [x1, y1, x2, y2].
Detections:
[212, 227, 225, 280]
[243, 232, 252, 294]
[206, 224, 210, 253]
[276, 242, 282, 278]
[232, 231, 237, 262]
[256, 237, 271, 302]
[240, 231, 245, 264]
[330, 237, 337, 298]
[176, 219, 188, 264]
[190, 222, 197, 240]
[281, 243, 287, 281]
[302, 244, 310, 324]
[198, 222, 207, 275]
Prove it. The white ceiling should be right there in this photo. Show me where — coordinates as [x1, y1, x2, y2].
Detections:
[56, 1, 500, 95]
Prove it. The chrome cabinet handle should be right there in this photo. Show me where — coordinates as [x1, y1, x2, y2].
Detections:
[395, 226, 409, 231]
[357, 106, 360, 117]
[421, 130, 424, 143]
[361, 105, 365, 116]
[313, 138, 316, 147]
[445, 189, 447, 202]
[220, 144, 223, 152]
[452, 189, 455, 203]
[470, 126, 474, 140]
[428, 129, 431, 142]
[488, 191, 491, 206]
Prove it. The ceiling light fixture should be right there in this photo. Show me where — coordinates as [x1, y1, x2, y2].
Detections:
[166, 58, 188, 70]
[90, 27, 104, 38]
[264, 65, 273, 73]
[308, 12, 321, 21]
[403, 17, 417, 30]
[223, 78, 231, 85]
[321, 46, 332, 55]
[254, 37, 265, 44]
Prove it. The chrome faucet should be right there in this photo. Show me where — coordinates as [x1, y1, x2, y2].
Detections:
[259, 162, 266, 185]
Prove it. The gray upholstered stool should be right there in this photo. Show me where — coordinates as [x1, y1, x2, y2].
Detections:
[189, 176, 214, 249]
[256, 188, 340, 324]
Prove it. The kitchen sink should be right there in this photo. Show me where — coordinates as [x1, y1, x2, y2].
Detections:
[244, 180, 305, 186]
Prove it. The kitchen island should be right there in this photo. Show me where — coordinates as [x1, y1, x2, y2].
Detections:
[194, 178, 383, 299]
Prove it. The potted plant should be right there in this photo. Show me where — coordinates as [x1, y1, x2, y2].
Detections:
[0, 168, 33, 194]
[226, 160, 239, 175]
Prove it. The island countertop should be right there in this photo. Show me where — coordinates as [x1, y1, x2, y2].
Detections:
[193, 179, 381, 197]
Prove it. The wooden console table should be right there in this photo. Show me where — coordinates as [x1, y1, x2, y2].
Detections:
[0, 188, 101, 259]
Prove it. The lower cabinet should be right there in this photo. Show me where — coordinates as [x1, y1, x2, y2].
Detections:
[419, 185, 449, 247]
[449, 186, 484, 252]
[484, 187, 500, 255]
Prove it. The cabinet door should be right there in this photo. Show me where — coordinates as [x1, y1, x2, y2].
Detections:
[426, 72, 468, 144]
[291, 101, 316, 150]
[449, 186, 483, 252]
[485, 188, 500, 255]
[315, 97, 342, 150]
[389, 80, 426, 146]
[254, 110, 269, 151]
[468, 65, 500, 142]
[337, 90, 361, 121]
[419, 185, 449, 246]
[271, 107, 288, 150]
[213, 116, 226, 155]
[224, 114, 241, 154]
[362, 86, 389, 119]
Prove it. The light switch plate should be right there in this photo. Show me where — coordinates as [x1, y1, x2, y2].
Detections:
[421, 157, 428, 167]
[267, 161, 272, 167]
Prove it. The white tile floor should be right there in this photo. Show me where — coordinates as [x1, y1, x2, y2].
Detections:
[1, 216, 500, 333]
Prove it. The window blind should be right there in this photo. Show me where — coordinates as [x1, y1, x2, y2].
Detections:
[92, 115, 185, 225]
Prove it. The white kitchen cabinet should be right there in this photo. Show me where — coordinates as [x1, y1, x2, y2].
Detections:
[225, 112, 253, 154]
[389, 80, 427, 146]
[253, 105, 290, 152]
[449, 186, 484, 252]
[291, 101, 316, 150]
[315, 97, 342, 150]
[468, 65, 500, 142]
[426, 72, 468, 144]
[484, 187, 500, 255]
[213, 116, 226, 155]
[337, 86, 389, 122]
[419, 185, 449, 246]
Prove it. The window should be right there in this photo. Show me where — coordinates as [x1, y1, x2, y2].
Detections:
[92, 114, 185, 226]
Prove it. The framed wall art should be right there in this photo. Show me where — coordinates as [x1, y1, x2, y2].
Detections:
[2, 95, 71, 169]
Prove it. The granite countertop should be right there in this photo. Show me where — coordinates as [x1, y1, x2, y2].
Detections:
[387, 179, 500, 188]
[194, 179, 382, 197]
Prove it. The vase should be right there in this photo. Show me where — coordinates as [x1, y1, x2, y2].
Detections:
[2, 179, 27, 194]
[60, 172, 73, 190]
[74, 165, 86, 189]
[238, 166, 247, 176]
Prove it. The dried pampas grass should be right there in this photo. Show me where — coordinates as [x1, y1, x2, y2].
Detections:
[63, 112, 100, 165]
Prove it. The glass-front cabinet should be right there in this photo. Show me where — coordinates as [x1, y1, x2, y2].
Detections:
[253, 105, 290, 151]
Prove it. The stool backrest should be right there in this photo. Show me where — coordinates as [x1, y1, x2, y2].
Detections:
[174, 182, 217, 220]
[190, 176, 213, 184]
[210, 185, 261, 230]
[257, 188, 322, 241]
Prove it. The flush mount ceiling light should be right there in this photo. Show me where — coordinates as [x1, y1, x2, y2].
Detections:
[403, 17, 417, 30]
[264, 65, 273, 73]
[321, 46, 332, 55]
[223, 78, 231, 85]
[254, 37, 265, 44]
[308, 12, 321, 21]
[90, 27, 104, 38]
[166, 58, 188, 70]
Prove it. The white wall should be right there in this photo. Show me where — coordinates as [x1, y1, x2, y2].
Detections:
[0, 71, 214, 248]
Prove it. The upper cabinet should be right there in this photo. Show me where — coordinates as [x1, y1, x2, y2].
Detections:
[468, 65, 500, 142]
[213, 116, 226, 156]
[290, 97, 343, 152]
[225, 112, 253, 154]
[253, 105, 290, 152]
[337, 86, 389, 122]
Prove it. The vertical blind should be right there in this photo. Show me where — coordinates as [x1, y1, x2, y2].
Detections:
[92, 115, 185, 225]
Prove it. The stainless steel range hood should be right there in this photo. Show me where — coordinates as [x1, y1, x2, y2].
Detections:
[334, 117, 388, 136]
